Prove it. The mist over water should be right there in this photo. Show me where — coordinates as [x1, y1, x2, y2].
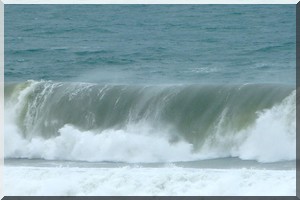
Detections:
[4, 5, 296, 164]
[4, 4, 296, 196]
[4, 80, 296, 163]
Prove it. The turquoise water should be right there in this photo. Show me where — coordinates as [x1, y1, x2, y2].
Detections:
[4, 5, 296, 164]
[5, 5, 295, 84]
[3, 6, 296, 196]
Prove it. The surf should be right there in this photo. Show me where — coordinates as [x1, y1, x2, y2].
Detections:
[4, 80, 296, 163]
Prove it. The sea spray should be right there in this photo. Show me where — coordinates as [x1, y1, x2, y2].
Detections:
[4, 80, 296, 163]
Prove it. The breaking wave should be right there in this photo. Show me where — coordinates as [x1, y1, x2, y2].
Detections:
[4, 80, 296, 163]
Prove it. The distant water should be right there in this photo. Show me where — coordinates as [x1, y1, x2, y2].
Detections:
[4, 5, 296, 196]
[5, 5, 295, 84]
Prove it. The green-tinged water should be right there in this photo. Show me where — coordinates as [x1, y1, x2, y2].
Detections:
[4, 5, 296, 164]
[5, 81, 294, 143]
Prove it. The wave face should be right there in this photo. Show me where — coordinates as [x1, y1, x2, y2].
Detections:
[4, 80, 296, 163]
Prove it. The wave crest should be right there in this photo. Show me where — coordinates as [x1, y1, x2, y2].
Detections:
[4, 80, 296, 163]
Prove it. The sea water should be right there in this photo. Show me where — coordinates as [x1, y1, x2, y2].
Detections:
[4, 5, 296, 196]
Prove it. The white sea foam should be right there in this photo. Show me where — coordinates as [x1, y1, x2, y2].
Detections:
[235, 90, 296, 162]
[4, 165, 295, 196]
[200, 90, 296, 162]
[5, 123, 198, 163]
[4, 81, 296, 163]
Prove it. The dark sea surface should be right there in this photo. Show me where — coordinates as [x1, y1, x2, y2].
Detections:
[3, 5, 296, 196]
[4, 5, 296, 165]
[5, 5, 295, 84]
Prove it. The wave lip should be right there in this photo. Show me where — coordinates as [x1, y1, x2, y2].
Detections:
[4, 80, 296, 163]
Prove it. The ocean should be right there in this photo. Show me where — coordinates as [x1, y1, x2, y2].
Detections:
[4, 5, 296, 196]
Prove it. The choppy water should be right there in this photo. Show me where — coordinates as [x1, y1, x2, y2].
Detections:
[5, 5, 295, 84]
[3, 5, 296, 196]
